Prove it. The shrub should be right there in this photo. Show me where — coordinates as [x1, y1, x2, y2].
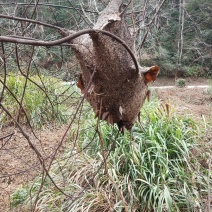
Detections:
[185, 65, 206, 77]
[0, 74, 77, 128]
[11, 187, 29, 207]
[175, 78, 186, 87]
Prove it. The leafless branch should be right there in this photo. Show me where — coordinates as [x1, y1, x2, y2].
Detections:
[0, 29, 139, 72]
[0, 2, 98, 14]
[0, 14, 64, 32]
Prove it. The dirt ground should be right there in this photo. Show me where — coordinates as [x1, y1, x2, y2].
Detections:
[0, 77, 211, 211]
[152, 77, 212, 121]
[0, 126, 69, 211]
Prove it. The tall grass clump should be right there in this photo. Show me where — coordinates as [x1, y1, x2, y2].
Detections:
[11, 99, 211, 211]
[0, 74, 78, 128]
[107, 102, 202, 211]
[207, 79, 212, 99]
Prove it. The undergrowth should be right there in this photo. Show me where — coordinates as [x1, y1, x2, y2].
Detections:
[11, 99, 211, 211]
[0, 74, 78, 128]
[207, 79, 212, 99]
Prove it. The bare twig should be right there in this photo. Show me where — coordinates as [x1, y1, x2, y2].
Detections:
[17, 46, 35, 122]
[0, 42, 7, 104]
[0, 132, 14, 141]
[0, 2, 98, 14]
[0, 29, 139, 72]
[0, 103, 73, 199]
[0, 14, 64, 32]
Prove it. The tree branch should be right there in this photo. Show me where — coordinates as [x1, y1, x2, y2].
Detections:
[0, 29, 139, 72]
[0, 14, 64, 32]
[0, 2, 98, 14]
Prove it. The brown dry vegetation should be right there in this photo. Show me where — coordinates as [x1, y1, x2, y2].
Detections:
[153, 78, 212, 121]
[156, 87, 211, 120]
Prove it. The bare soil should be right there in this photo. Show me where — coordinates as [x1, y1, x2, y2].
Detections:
[0, 125, 68, 211]
[152, 77, 212, 121]
[0, 77, 211, 211]
[152, 76, 211, 86]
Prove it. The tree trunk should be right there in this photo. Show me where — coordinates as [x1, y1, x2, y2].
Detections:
[70, 0, 159, 131]
[176, 0, 184, 77]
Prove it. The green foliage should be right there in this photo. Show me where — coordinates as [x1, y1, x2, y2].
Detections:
[0, 74, 76, 128]
[184, 65, 207, 77]
[175, 78, 186, 87]
[185, 66, 198, 77]
[142, 59, 177, 77]
[140, 0, 212, 77]
[104, 102, 201, 211]
[11, 187, 29, 207]
[11, 99, 211, 211]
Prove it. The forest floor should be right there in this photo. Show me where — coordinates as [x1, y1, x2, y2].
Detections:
[0, 77, 211, 211]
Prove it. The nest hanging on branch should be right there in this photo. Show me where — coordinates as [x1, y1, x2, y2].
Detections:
[68, 0, 160, 132]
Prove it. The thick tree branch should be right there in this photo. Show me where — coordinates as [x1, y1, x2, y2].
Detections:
[0, 29, 139, 72]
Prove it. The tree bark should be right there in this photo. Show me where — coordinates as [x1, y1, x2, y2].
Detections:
[71, 0, 159, 131]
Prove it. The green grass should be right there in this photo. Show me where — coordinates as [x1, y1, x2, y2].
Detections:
[0, 74, 79, 128]
[175, 78, 186, 87]
[10, 97, 211, 211]
[11, 187, 29, 207]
